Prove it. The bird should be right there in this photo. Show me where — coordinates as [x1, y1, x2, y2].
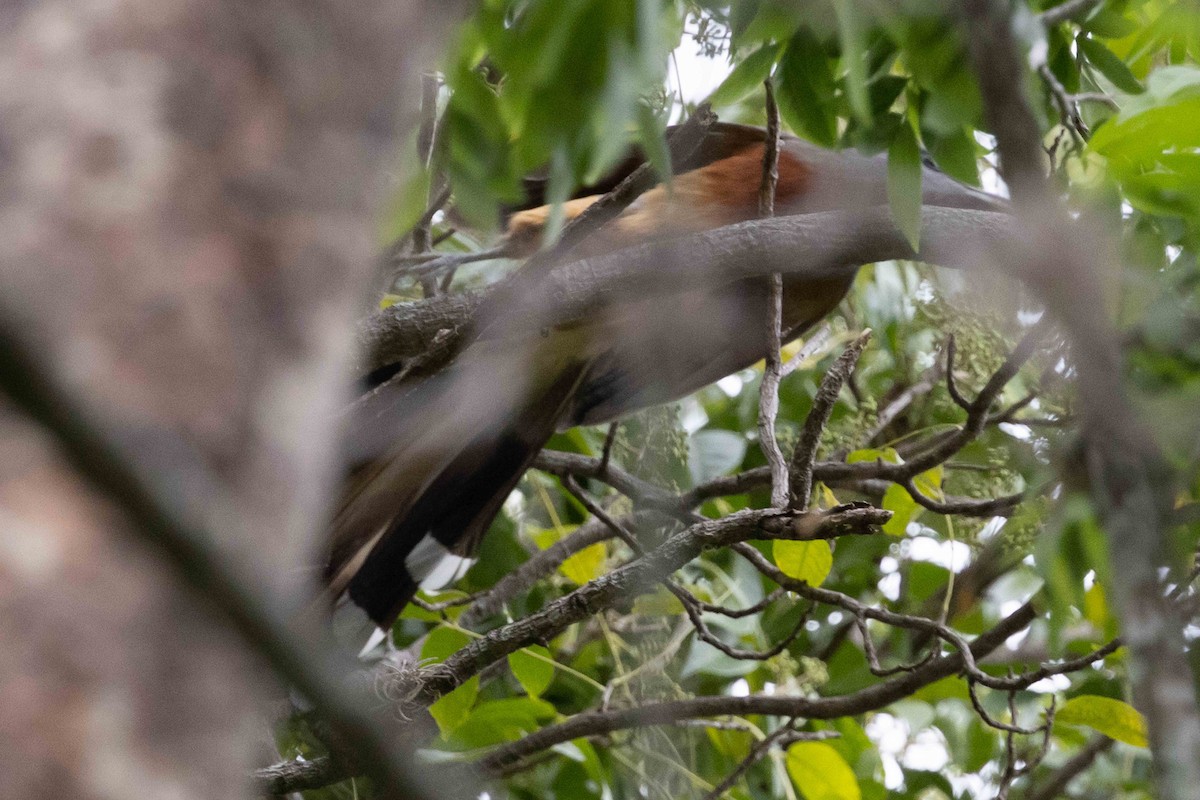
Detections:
[324, 122, 1005, 642]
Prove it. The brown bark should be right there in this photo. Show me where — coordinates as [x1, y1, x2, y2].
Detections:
[0, 1, 457, 796]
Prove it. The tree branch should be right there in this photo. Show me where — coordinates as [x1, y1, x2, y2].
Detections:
[961, 2, 1200, 795]
[0, 309, 445, 800]
[417, 506, 885, 704]
[789, 330, 872, 508]
[357, 206, 1016, 375]
[1024, 736, 1114, 800]
[475, 600, 1037, 772]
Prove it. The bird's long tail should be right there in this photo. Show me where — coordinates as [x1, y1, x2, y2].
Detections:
[325, 345, 590, 636]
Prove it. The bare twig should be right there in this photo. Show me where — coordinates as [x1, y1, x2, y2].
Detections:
[696, 587, 787, 619]
[759, 78, 781, 218]
[1036, 63, 1117, 144]
[789, 330, 872, 509]
[733, 540, 1119, 692]
[997, 695, 1056, 800]
[944, 335, 973, 411]
[855, 614, 939, 677]
[781, 323, 833, 377]
[420, 506, 887, 704]
[902, 476, 1023, 517]
[698, 724, 835, 800]
[473, 600, 1038, 773]
[676, 583, 810, 662]
[1024, 735, 1114, 800]
[412, 72, 444, 297]
[459, 517, 617, 626]
[599, 421, 620, 474]
[758, 78, 789, 509]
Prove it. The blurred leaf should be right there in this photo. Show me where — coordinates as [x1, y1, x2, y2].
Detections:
[903, 771, 954, 798]
[899, 18, 981, 130]
[449, 696, 556, 749]
[888, 121, 923, 251]
[735, 0, 806, 46]
[509, 644, 556, 698]
[632, 587, 686, 615]
[1056, 695, 1147, 747]
[834, 0, 869, 124]
[914, 675, 970, 703]
[1091, 66, 1200, 162]
[786, 741, 862, 800]
[1048, 25, 1081, 94]
[635, 102, 672, 184]
[682, 637, 761, 677]
[1081, 6, 1139, 39]
[429, 676, 479, 738]
[422, 625, 470, 663]
[707, 725, 753, 761]
[923, 126, 981, 186]
[774, 539, 833, 585]
[1079, 36, 1144, 94]
[867, 75, 909, 116]
[708, 42, 782, 107]
[689, 429, 749, 484]
[1083, 582, 1113, 635]
[777, 28, 839, 147]
[378, 167, 431, 246]
[907, 561, 950, 604]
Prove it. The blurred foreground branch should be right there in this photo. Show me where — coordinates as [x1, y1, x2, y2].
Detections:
[0, 312, 448, 799]
[962, 1, 1200, 797]
[359, 206, 1015, 374]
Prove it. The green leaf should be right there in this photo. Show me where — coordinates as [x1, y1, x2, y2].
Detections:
[448, 696, 556, 748]
[508, 644, 556, 698]
[1080, 6, 1139, 39]
[887, 121, 923, 251]
[707, 725, 753, 760]
[845, 447, 901, 465]
[1083, 582, 1112, 633]
[429, 675, 479, 738]
[1078, 36, 1144, 94]
[913, 465, 944, 500]
[923, 126, 981, 186]
[774, 539, 833, 586]
[1056, 695, 1146, 747]
[881, 483, 917, 536]
[635, 102, 672, 184]
[560, 541, 607, 585]
[632, 587, 686, 616]
[378, 166, 430, 246]
[907, 561, 950, 603]
[867, 76, 908, 116]
[735, 1, 805, 47]
[834, 0, 869, 124]
[421, 625, 470, 663]
[786, 741, 862, 800]
[776, 28, 839, 147]
[708, 43, 782, 107]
